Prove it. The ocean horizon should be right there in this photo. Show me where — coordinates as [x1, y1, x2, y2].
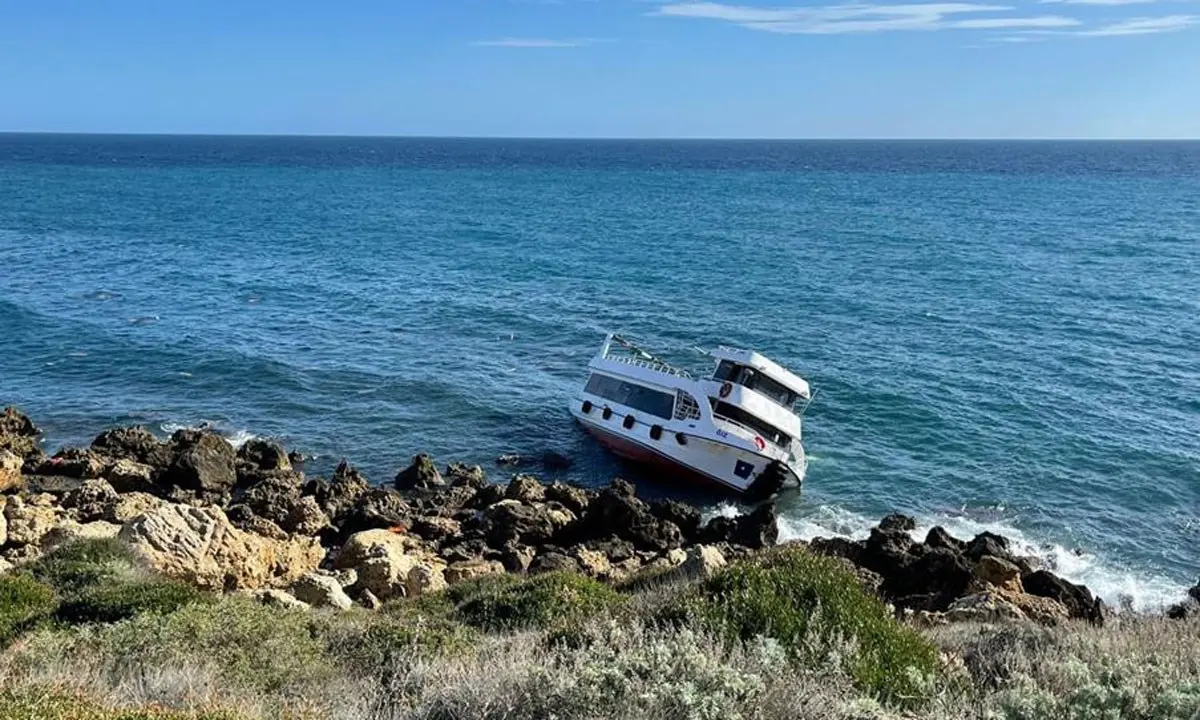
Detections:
[1, 133, 1196, 610]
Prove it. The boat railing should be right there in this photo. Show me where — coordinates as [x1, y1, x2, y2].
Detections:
[602, 334, 693, 378]
[712, 413, 760, 442]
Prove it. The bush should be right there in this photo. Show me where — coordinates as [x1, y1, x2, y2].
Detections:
[0, 575, 57, 645]
[0, 687, 242, 719]
[55, 580, 212, 625]
[24, 539, 143, 596]
[673, 546, 939, 707]
[319, 609, 478, 676]
[452, 571, 625, 632]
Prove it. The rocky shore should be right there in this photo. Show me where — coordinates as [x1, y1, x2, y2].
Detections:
[2, 406, 1194, 624]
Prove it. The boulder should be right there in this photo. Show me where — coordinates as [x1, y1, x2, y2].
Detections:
[650, 499, 702, 540]
[394, 454, 444, 492]
[0, 408, 40, 459]
[336, 488, 411, 538]
[946, 592, 1026, 623]
[701, 504, 778, 550]
[529, 551, 579, 575]
[119, 504, 323, 591]
[160, 430, 236, 494]
[291, 572, 353, 610]
[91, 426, 171, 467]
[358, 589, 382, 611]
[545, 482, 590, 515]
[925, 526, 966, 554]
[0, 450, 23, 494]
[588, 537, 638, 563]
[236, 438, 292, 476]
[1008, 592, 1071, 625]
[500, 543, 535, 573]
[1189, 578, 1200, 605]
[660, 545, 727, 584]
[41, 520, 122, 549]
[445, 463, 488, 490]
[477, 500, 557, 547]
[965, 532, 1011, 562]
[505, 474, 545, 504]
[109, 492, 167, 524]
[571, 546, 613, 578]
[879, 514, 917, 533]
[809, 536, 865, 566]
[1022, 570, 1105, 625]
[306, 460, 370, 520]
[336, 528, 445, 599]
[407, 564, 448, 595]
[444, 559, 506, 584]
[883, 547, 974, 612]
[0, 505, 6, 546]
[105, 459, 156, 494]
[282, 496, 331, 536]
[242, 473, 304, 525]
[3, 494, 64, 547]
[975, 555, 1023, 594]
[541, 452, 573, 471]
[411, 516, 462, 542]
[251, 589, 310, 611]
[61, 479, 121, 523]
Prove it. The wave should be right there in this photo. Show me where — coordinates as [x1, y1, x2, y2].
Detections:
[706, 502, 1191, 613]
[159, 421, 258, 449]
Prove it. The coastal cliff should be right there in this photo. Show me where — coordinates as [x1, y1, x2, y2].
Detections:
[0, 406, 1197, 720]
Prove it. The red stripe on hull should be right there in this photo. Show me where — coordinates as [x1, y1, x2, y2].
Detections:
[580, 422, 745, 494]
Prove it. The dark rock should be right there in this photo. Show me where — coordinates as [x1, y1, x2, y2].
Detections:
[469, 484, 507, 509]
[573, 479, 685, 552]
[809, 536, 865, 566]
[445, 463, 488, 490]
[628, 518, 684, 553]
[0, 407, 41, 458]
[879, 513, 917, 533]
[496, 454, 526, 467]
[38, 447, 108, 480]
[700, 516, 736, 545]
[965, 532, 1011, 562]
[306, 460, 369, 520]
[505, 474, 545, 504]
[394, 454, 444, 492]
[60, 478, 120, 523]
[1023, 570, 1105, 625]
[700, 504, 779, 550]
[1167, 602, 1198, 620]
[287, 451, 305, 467]
[440, 539, 489, 564]
[861, 526, 918, 572]
[161, 430, 236, 494]
[541, 452, 573, 471]
[925, 526, 966, 554]
[499, 542, 535, 573]
[236, 438, 292, 483]
[242, 472, 305, 527]
[529, 551, 579, 575]
[587, 537, 638, 563]
[337, 488, 412, 538]
[477, 500, 556, 547]
[651, 499, 702, 540]
[1188, 578, 1200, 605]
[545, 482, 590, 515]
[411, 515, 462, 542]
[882, 547, 974, 612]
[90, 425, 171, 468]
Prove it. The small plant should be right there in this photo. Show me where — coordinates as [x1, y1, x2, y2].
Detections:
[672, 545, 940, 707]
[453, 571, 625, 632]
[24, 539, 144, 596]
[0, 687, 243, 719]
[0, 575, 57, 646]
[55, 580, 212, 625]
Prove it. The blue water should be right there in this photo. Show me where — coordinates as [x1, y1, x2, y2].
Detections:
[2, 135, 1197, 607]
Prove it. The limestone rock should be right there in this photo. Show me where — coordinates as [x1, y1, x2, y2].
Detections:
[975, 555, 1023, 593]
[444, 559, 506, 585]
[62, 479, 120, 523]
[946, 593, 1026, 623]
[110, 492, 167, 523]
[478, 499, 557, 547]
[411, 516, 462, 542]
[445, 462, 488, 490]
[41, 447, 108, 480]
[529, 551, 579, 575]
[4, 494, 64, 547]
[41, 520, 122, 550]
[0, 407, 40, 459]
[572, 547, 612, 578]
[161, 430, 236, 494]
[306, 460, 369, 521]
[91, 426, 171, 467]
[0, 450, 24, 493]
[292, 572, 353, 610]
[407, 564, 447, 595]
[106, 459, 157, 494]
[505, 474, 545, 504]
[251, 589, 310, 610]
[119, 504, 323, 591]
[1023, 570, 1105, 625]
[394, 454, 444, 492]
[675, 545, 727, 581]
[336, 487, 411, 538]
[0, 557, 13, 575]
[282, 496, 331, 536]
[336, 528, 445, 599]
[237, 438, 292, 476]
[358, 589, 382, 610]
[0, 505, 6, 546]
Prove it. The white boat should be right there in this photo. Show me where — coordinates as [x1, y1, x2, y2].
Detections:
[569, 334, 811, 497]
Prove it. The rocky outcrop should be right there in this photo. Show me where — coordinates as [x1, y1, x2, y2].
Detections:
[1167, 578, 1200, 620]
[160, 430, 237, 496]
[0, 407, 41, 460]
[291, 571, 353, 610]
[335, 528, 447, 600]
[394, 454, 443, 492]
[91, 426, 172, 468]
[3, 494, 65, 547]
[119, 504, 322, 591]
[0, 450, 23, 493]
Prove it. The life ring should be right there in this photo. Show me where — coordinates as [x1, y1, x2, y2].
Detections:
[719, 382, 733, 398]
[754, 436, 766, 451]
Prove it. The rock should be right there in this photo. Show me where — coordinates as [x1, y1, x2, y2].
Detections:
[3, 495, 63, 547]
[0, 450, 23, 493]
[884, 547, 975, 612]
[496, 454, 524, 467]
[34, 447, 107, 480]
[305, 460, 370, 522]
[109, 492, 167, 523]
[105, 459, 156, 494]
[282, 496, 331, 536]
[665, 548, 688, 565]
[975, 555, 1023, 593]
[41, 520, 122, 550]
[407, 564, 447, 595]
[1022, 570, 1104, 625]
[965, 532, 1011, 562]
[161, 430, 236, 494]
[241, 472, 304, 524]
[879, 514, 917, 533]
[545, 482, 590, 515]
[703, 504, 779, 550]
[440, 539, 489, 564]
[336, 528, 445, 600]
[500, 543, 535, 573]
[577, 479, 684, 552]
[1009, 592, 1071, 625]
[478, 500, 556, 547]
[1167, 601, 1199, 620]
[237, 439, 292, 476]
[336, 488, 411, 538]
[946, 592, 1026, 623]
[681, 545, 727, 578]
[444, 559, 506, 584]
[445, 462, 488, 490]
[651, 499, 702, 540]
[291, 572, 353, 610]
[358, 589, 382, 610]
[572, 547, 613, 578]
[0, 557, 13, 575]
[809, 536, 865, 565]
[925, 526, 966, 554]
[505, 474, 545, 504]
[1189, 578, 1200, 605]
[589, 537, 638, 563]
[529, 551, 579, 574]
[119, 504, 323, 591]
[0, 504, 5, 546]
[412, 516, 462, 542]
[543, 503, 577, 532]
[394, 454, 444, 492]
[541, 452, 572, 471]
[91, 426, 171, 467]
[0, 408, 40, 459]
[3, 544, 42, 565]
[252, 589, 310, 610]
[61, 479, 120, 523]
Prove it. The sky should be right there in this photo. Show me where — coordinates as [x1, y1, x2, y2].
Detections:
[1, 0, 1198, 138]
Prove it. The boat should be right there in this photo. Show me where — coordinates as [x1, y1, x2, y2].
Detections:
[569, 333, 812, 498]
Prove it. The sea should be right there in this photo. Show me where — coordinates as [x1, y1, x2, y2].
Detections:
[1, 134, 1196, 609]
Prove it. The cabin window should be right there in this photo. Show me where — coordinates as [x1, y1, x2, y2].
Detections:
[674, 391, 702, 421]
[713, 361, 798, 410]
[584, 373, 674, 420]
[712, 400, 791, 448]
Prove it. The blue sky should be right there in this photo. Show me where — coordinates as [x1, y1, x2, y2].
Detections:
[1, 0, 1197, 138]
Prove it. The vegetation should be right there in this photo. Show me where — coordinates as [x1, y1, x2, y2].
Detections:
[1, 539, 1198, 720]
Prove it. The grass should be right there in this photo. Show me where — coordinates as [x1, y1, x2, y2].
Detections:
[0, 575, 57, 647]
[0, 687, 243, 720]
[449, 571, 625, 632]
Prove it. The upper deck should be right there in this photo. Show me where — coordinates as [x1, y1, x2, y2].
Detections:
[708, 346, 811, 400]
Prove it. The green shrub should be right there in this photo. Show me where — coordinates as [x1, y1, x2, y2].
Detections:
[0, 574, 57, 645]
[25, 538, 143, 596]
[0, 687, 242, 719]
[55, 580, 212, 625]
[673, 546, 939, 707]
[453, 571, 625, 632]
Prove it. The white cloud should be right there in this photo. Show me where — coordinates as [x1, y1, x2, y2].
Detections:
[1077, 13, 1199, 33]
[1041, 0, 1159, 6]
[652, 2, 1081, 33]
[470, 37, 607, 47]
